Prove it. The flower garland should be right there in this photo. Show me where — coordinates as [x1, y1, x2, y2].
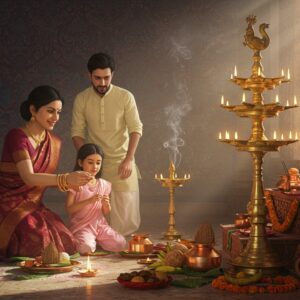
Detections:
[212, 275, 300, 294]
[264, 191, 299, 232]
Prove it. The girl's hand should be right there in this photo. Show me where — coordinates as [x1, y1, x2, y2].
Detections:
[91, 193, 102, 203]
[101, 195, 111, 215]
[67, 171, 93, 187]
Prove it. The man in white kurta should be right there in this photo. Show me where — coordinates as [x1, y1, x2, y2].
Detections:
[71, 52, 143, 236]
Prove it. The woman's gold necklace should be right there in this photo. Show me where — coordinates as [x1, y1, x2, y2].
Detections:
[26, 126, 46, 147]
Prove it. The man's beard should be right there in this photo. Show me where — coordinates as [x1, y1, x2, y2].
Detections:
[93, 84, 109, 96]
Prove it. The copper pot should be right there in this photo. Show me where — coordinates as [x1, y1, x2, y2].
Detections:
[128, 233, 153, 254]
[234, 213, 250, 229]
[185, 244, 221, 271]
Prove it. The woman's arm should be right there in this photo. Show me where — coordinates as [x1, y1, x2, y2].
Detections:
[16, 159, 92, 187]
[66, 191, 102, 215]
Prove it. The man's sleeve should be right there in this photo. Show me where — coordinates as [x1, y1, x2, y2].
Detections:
[124, 92, 143, 136]
[71, 94, 86, 139]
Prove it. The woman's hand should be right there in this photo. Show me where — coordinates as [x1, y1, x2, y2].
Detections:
[67, 171, 93, 187]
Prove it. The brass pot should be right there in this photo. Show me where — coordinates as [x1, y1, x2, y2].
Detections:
[185, 243, 221, 271]
[128, 233, 153, 254]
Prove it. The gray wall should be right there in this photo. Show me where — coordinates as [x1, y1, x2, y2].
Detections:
[1, 0, 300, 232]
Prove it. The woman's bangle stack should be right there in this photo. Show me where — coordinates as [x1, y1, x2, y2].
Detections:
[57, 173, 70, 192]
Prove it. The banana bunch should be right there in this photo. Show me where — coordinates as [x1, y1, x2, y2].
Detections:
[149, 242, 184, 273]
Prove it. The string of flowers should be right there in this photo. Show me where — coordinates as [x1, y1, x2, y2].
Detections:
[264, 191, 299, 232]
[212, 275, 300, 294]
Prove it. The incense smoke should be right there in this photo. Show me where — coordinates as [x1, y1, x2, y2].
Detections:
[163, 39, 192, 167]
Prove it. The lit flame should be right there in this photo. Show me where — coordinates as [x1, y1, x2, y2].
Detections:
[273, 131, 277, 140]
[275, 95, 279, 103]
[234, 65, 237, 77]
[281, 69, 285, 77]
[242, 93, 246, 103]
[219, 132, 222, 139]
[87, 256, 92, 271]
[287, 68, 290, 80]
[221, 95, 224, 105]
[294, 96, 297, 105]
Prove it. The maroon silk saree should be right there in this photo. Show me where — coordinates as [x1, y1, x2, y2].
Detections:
[0, 129, 76, 258]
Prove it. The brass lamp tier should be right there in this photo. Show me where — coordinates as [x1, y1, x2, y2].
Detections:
[155, 161, 190, 240]
[220, 16, 299, 275]
[221, 103, 297, 118]
[220, 139, 297, 152]
[231, 76, 289, 90]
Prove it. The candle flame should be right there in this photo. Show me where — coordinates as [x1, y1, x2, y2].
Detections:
[221, 95, 224, 105]
[281, 133, 284, 140]
[242, 93, 246, 103]
[87, 256, 92, 271]
[286, 100, 290, 107]
[160, 174, 163, 179]
[289, 131, 292, 139]
[230, 74, 233, 79]
[219, 132, 222, 139]
[296, 132, 298, 140]
[146, 257, 151, 262]
[281, 69, 285, 76]
[258, 67, 261, 76]
[273, 131, 277, 140]
[275, 94, 279, 103]
[287, 68, 290, 80]
[234, 65, 237, 77]
[294, 96, 297, 105]
[234, 131, 238, 140]
[226, 100, 229, 106]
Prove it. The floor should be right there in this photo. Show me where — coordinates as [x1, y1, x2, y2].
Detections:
[0, 221, 299, 300]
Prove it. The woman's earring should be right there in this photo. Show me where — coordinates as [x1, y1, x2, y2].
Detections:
[30, 116, 35, 122]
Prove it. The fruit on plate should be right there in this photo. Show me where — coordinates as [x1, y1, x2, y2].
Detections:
[131, 276, 145, 283]
[59, 252, 70, 264]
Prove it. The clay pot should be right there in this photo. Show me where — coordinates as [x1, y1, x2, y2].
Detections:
[128, 233, 153, 254]
[185, 243, 221, 271]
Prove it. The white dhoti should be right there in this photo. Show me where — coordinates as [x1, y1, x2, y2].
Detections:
[110, 190, 140, 236]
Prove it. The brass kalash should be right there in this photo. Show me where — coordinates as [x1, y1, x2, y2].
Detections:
[155, 161, 190, 240]
[220, 15, 298, 274]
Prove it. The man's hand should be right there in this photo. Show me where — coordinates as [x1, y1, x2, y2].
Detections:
[118, 157, 133, 179]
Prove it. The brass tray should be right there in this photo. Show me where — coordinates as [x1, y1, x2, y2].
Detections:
[119, 251, 157, 259]
[18, 260, 80, 274]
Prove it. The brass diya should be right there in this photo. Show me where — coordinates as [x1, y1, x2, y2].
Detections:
[185, 244, 221, 271]
[128, 233, 153, 254]
[155, 161, 190, 240]
[219, 15, 298, 275]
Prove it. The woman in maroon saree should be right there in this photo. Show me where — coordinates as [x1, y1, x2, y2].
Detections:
[0, 86, 92, 258]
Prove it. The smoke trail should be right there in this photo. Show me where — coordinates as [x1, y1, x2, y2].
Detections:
[163, 39, 192, 167]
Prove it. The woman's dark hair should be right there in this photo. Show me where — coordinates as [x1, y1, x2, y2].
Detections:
[20, 85, 64, 121]
[74, 143, 104, 178]
[87, 52, 115, 73]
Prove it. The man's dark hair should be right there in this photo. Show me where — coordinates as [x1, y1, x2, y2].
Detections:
[87, 52, 115, 73]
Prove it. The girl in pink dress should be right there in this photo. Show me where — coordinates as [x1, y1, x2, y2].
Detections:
[66, 144, 126, 254]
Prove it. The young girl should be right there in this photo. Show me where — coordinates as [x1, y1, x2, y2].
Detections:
[66, 143, 126, 254]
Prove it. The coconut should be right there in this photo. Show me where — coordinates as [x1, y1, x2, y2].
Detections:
[164, 249, 186, 267]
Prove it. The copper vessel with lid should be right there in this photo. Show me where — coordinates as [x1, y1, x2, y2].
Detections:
[128, 233, 153, 254]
